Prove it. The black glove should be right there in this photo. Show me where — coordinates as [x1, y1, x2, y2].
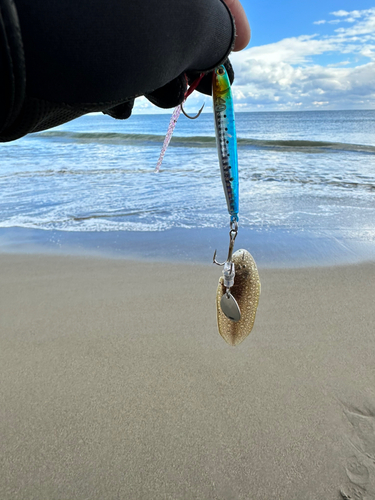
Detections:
[0, 0, 235, 141]
[144, 59, 235, 111]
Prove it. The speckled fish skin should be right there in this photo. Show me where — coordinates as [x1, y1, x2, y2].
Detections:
[216, 249, 261, 346]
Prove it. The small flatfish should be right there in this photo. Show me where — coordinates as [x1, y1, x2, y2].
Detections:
[216, 249, 260, 346]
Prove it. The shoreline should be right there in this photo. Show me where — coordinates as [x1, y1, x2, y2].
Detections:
[1, 253, 375, 499]
[1, 226, 375, 268]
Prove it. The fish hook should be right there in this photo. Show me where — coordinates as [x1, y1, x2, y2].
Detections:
[181, 102, 205, 120]
[213, 222, 238, 266]
[213, 249, 226, 266]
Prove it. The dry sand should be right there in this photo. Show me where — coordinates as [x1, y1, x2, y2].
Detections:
[1, 254, 375, 500]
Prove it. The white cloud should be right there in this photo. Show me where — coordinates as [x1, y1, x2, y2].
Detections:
[241, 35, 339, 66]
[331, 10, 351, 17]
[229, 8, 375, 111]
[334, 8, 375, 35]
[332, 10, 362, 19]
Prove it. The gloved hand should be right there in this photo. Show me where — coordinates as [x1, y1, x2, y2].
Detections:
[1, 0, 239, 141]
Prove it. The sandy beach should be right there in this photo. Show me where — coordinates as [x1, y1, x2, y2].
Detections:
[1, 253, 375, 499]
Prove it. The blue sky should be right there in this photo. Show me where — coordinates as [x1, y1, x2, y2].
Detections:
[242, 0, 375, 47]
[134, 1, 375, 113]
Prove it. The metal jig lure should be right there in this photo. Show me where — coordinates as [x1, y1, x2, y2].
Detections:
[155, 66, 260, 345]
[212, 65, 260, 345]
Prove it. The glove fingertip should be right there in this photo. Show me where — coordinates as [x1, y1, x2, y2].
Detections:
[103, 99, 134, 119]
[145, 74, 187, 109]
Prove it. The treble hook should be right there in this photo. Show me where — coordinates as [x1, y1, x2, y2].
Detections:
[213, 221, 238, 266]
[181, 102, 205, 120]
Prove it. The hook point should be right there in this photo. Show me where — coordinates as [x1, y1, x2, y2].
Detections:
[213, 250, 225, 266]
[181, 102, 204, 119]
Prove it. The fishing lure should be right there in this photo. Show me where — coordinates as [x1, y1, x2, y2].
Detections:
[155, 74, 204, 173]
[216, 249, 260, 346]
[155, 104, 182, 173]
[155, 66, 260, 345]
[212, 65, 260, 346]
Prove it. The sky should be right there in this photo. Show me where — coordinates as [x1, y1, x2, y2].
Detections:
[133, 0, 375, 113]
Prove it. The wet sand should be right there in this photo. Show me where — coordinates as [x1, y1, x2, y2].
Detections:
[1, 254, 375, 499]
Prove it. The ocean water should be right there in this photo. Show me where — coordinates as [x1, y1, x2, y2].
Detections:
[1, 109, 375, 265]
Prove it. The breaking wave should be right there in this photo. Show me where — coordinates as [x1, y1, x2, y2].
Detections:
[34, 131, 375, 154]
